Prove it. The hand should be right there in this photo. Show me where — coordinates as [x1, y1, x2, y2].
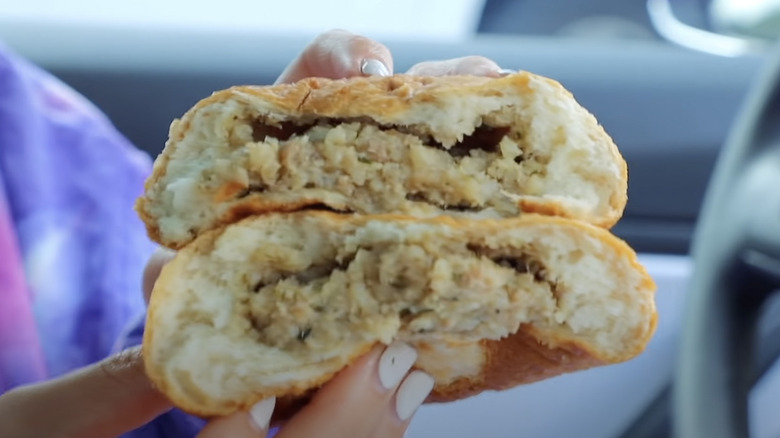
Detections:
[0, 250, 176, 438]
[274, 28, 512, 85]
[197, 343, 433, 438]
[0, 29, 509, 438]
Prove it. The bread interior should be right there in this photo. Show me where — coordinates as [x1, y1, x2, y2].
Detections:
[150, 215, 652, 403]
[148, 93, 612, 245]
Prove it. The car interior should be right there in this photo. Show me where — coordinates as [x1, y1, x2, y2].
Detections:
[2, 0, 779, 436]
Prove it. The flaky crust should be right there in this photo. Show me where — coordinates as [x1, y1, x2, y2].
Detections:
[143, 212, 656, 418]
[136, 72, 628, 249]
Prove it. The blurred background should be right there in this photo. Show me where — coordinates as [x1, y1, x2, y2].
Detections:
[2, 0, 778, 256]
[2, 1, 779, 437]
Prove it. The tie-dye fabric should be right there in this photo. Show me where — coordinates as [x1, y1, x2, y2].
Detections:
[0, 42, 204, 437]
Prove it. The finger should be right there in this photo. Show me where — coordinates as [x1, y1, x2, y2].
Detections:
[370, 370, 435, 438]
[197, 398, 275, 438]
[406, 56, 513, 77]
[275, 29, 393, 84]
[277, 342, 429, 438]
[142, 247, 176, 304]
[0, 346, 171, 438]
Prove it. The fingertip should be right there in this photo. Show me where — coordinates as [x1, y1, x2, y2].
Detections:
[367, 369, 434, 436]
[394, 370, 434, 422]
[339, 33, 394, 78]
[454, 55, 502, 77]
[250, 397, 277, 431]
[406, 56, 510, 78]
[276, 29, 394, 84]
[154, 246, 177, 260]
[377, 342, 417, 390]
[360, 58, 391, 77]
[142, 247, 176, 304]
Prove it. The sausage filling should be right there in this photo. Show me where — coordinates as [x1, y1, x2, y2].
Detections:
[246, 242, 559, 353]
[217, 118, 548, 216]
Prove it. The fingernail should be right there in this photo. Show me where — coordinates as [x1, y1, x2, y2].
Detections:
[498, 68, 516, 76]
[361, 58, 391, 77]
[154, 246, 176, 259]
[249, 397, 276, 431]
[395, 370, 435, 421]
[378, 342, 417, 390]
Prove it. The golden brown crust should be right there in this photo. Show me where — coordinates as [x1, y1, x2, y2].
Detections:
[425, 328, 605, 402]
[143, 211, 656, 417]
[266, 299, 657, 419]
[173, 329, 616, 422]
[195, 74, 513, 121]
[135, 71, 628, 248]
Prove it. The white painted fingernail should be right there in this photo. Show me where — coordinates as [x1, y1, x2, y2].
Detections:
[249, 397, 276, 430]
[395, 371, 434, 421]
[361, 58, 391, 77]
[498, 68, 516, 76]
[154, 246, 176, 256]
[378, 342, 417, 390]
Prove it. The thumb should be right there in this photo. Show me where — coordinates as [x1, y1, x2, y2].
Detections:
[143, 247, 176, 304]
[0, 346, 171, 438]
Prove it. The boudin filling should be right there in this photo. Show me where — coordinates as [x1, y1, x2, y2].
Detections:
[218, 118, 548, 216]
[246, 241, 559, 353]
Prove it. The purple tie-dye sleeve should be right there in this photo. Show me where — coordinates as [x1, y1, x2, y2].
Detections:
[0, 176, 47, 389]
[0, 42, 202, 437]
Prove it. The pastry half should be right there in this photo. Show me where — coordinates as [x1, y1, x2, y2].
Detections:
[142, 212, 656, 417]
[136, 72, 627, 249]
